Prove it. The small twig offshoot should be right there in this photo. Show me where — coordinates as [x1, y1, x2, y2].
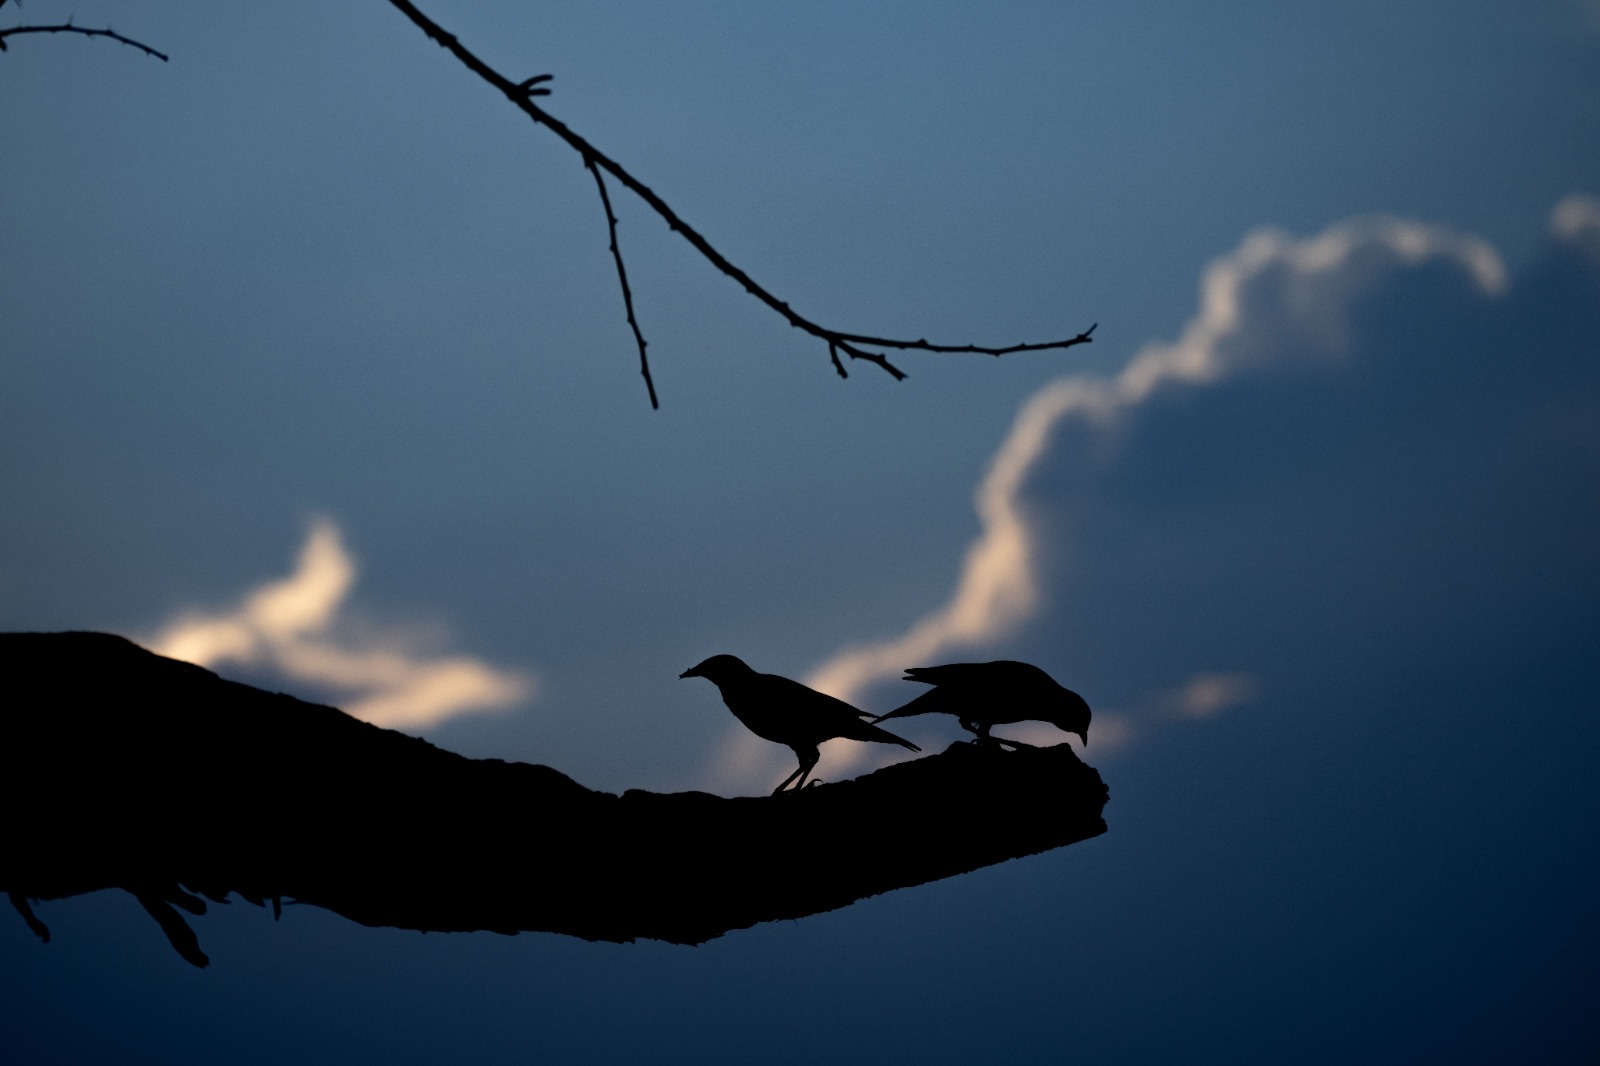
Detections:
[587, 158, 659, 409]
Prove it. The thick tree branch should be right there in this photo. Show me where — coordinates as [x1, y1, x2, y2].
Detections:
[1, 633, 1110, 966]
[0, 22, 168, 62]
[382, 0, 1094, 403]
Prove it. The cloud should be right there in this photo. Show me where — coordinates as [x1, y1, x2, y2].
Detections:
[149, 518, 533, 729]
[808, 214, 1506, 705]
[1165, 672, 1259, 720]
[1551, 193, 1600, 259]
[996, 712, 1138, 753]
[704, 200, 1600, 793]
[803, 377, 1073, 702]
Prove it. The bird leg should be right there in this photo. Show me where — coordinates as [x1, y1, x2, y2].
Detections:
[772, 764, 806, 795]
[957, 719, 1036, 750]
[773, 746, 821, 795]
[792, 748, 821, 791]
[959, 719, 1003, 746]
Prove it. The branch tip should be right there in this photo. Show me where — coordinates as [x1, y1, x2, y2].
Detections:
[587, 162, 660, 409]
[0, 22, 169, 61]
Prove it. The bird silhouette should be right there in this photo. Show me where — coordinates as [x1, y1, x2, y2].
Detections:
[872, 660, 1090, 748]
[680, 654, 921, 795]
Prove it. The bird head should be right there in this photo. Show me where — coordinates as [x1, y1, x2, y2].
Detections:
[1045, 686, 1093, 747]
[679, 654, 754, 685]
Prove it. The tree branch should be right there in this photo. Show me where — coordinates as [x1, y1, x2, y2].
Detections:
[1, 632, 1110, 966]
[0, 22, 169, 62]
[381, 0, 1094, 404]
[587, 159, 659, 409]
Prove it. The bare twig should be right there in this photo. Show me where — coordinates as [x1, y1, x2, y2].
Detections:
[382, 0, 1093, 403]
[0, 22, 169, 62]
[587, 158, 659, 409]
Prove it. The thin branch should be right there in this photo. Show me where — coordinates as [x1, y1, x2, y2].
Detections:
[382, 0, 1093, 401]
[832, 322, 1097, 356]
[0, 22, 169, 62]
[587, 158, 659, 409]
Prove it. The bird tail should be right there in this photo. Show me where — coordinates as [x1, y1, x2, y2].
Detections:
[870, 693, 927, 724]
[868, 723, 920, 752]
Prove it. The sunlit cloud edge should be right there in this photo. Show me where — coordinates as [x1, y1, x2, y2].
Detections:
[147, 517, 534, 730]
[703, 211, 1518, 793]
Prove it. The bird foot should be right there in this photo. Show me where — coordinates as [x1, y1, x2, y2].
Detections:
[770, 778, 824, 796]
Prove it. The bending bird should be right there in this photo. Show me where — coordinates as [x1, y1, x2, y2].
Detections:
[680, 654, 920, 795]
[873, 660, 1090, 748]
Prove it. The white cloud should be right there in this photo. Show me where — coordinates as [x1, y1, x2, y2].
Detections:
[149, 518, 533, 729]
[973, 713, 1137, 754]
[805, 216, 1505, 711]
[701, 205, 1598, 795]
[703, 726, 790, 796]
[1165, 672, 1259, 720]
[803, 378, 1078, 704]
[1551, 193, 1600, 258]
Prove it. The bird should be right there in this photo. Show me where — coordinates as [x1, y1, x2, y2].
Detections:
[680, 654, 921, 795]
[871, 660, 1090, 748]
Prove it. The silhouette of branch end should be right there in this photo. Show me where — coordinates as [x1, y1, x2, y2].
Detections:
[805, 321, 1092, 383]
[0, 22, 170, 61]
[830, 321, 1096, 359]
[9, 892, 49, 943]
[833, 339, 909, 381]
[134, 890, 210, 968]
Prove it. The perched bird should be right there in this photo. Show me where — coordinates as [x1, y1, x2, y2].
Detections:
[680, 654, 921, 795]
[872, 660, 1090, 747]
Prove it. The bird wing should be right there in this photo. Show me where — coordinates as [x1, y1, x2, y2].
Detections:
[846, 719, 920, 752]
[872, 686, 951, 722]
[902, 662, 999, 688]
[889, 662, 1062, 727]
[760, 674, 921, 751]
[904, 661, 1048, 689]
[758, 672, 875, 734]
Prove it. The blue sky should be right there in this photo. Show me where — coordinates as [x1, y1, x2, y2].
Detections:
[3, 2, 1598, 1061]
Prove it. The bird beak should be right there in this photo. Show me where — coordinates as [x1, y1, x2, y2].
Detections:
[679, 668, 698, 679]
[1077, 730, 1089, 747]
